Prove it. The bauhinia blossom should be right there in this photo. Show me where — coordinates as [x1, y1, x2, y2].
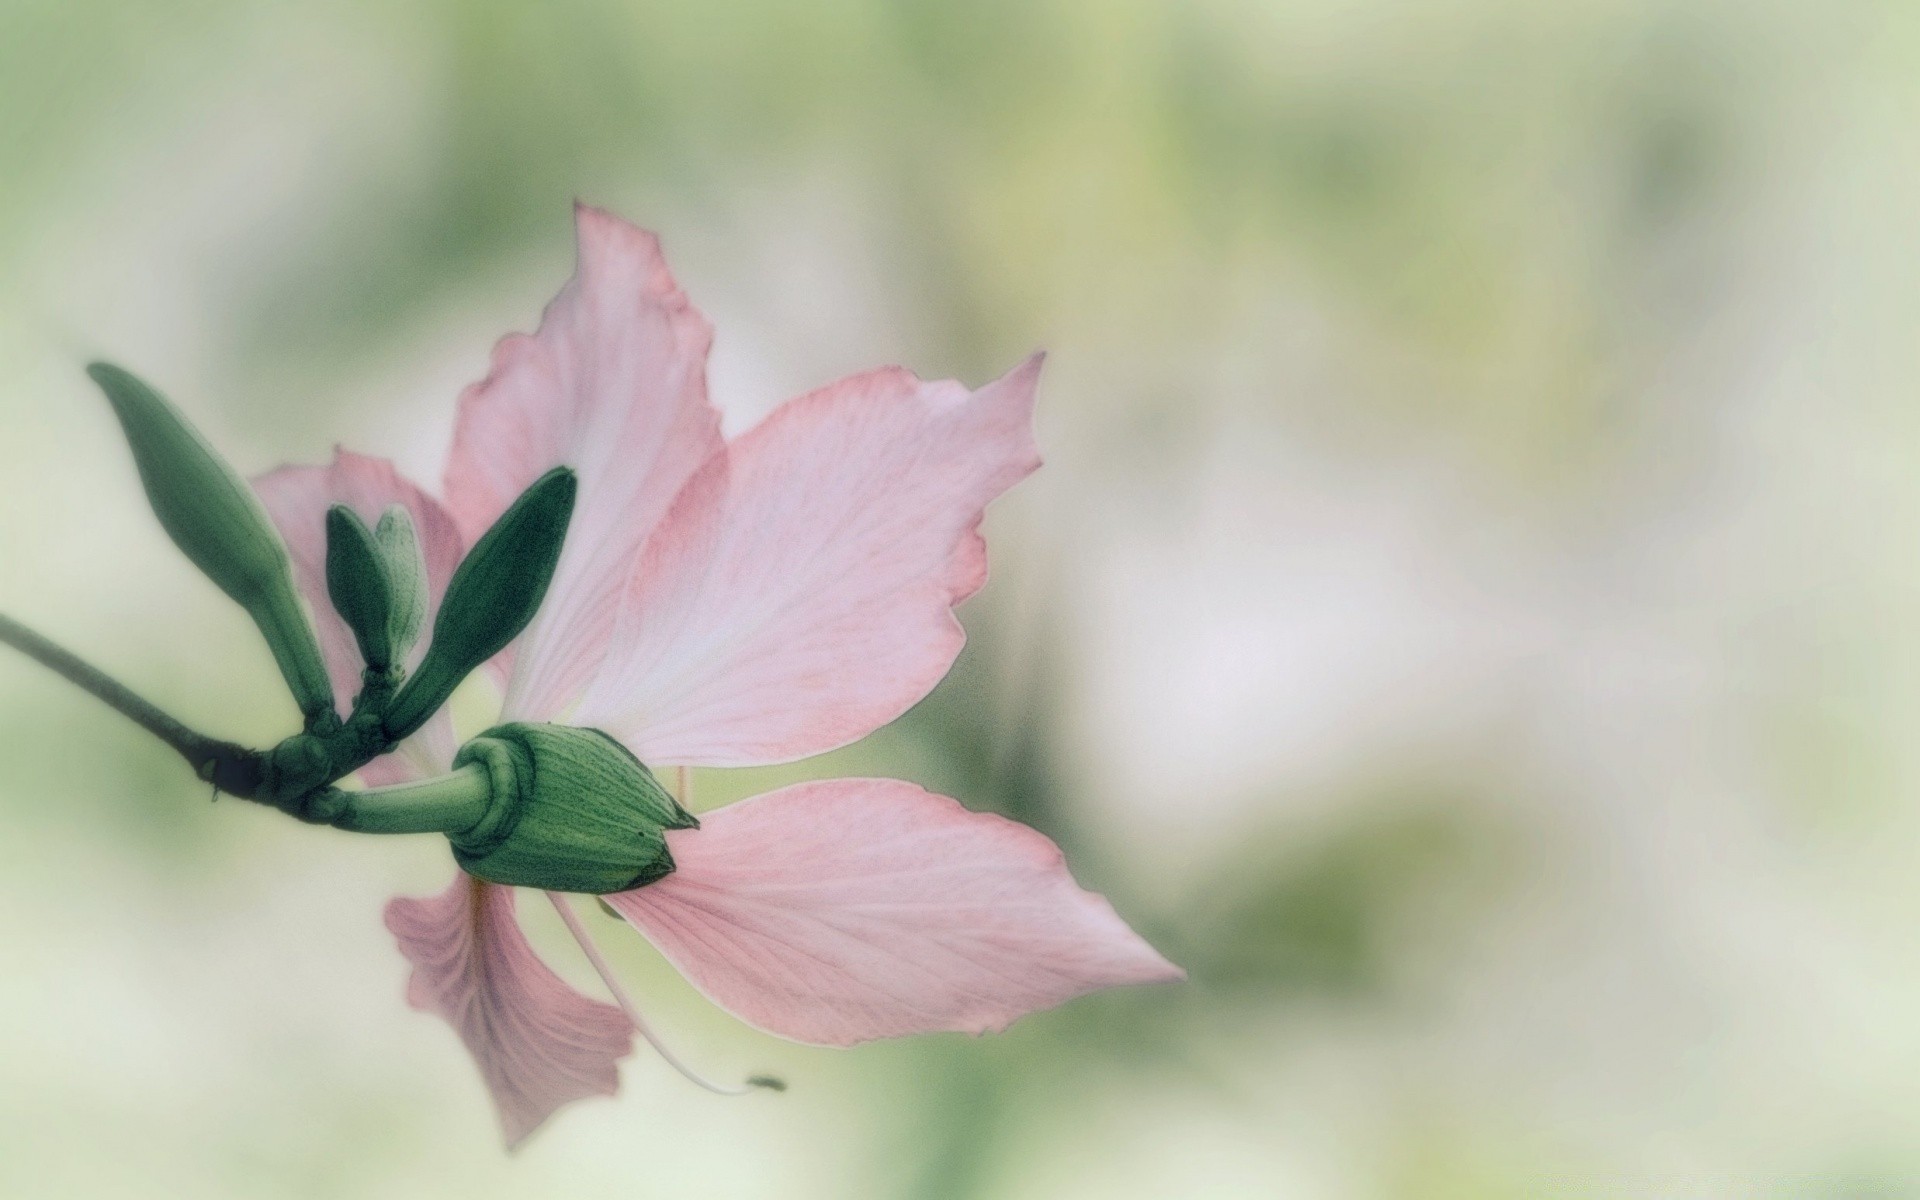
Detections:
[252, 205, 1181, 1147]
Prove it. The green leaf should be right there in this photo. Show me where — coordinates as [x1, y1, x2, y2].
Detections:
[88, 362, 334, 724]
[382, 466, 576, 740]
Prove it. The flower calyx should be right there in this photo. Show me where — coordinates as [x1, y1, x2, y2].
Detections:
[449, 723, 698, 894]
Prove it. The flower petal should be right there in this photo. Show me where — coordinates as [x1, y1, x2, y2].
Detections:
[604, 777, 1181, 1047]
[442, 204, 723, 722]
[576, 356, 1044, 766]
[387, 874, 633, 1148]
[252, 449, 464, 779]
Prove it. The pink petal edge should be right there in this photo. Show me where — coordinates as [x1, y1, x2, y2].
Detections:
[576, 355, 1044, 766]
[605, 777, 1181, 1048]
[387, 874, 634, 1149]
[441, 204, 724, 723]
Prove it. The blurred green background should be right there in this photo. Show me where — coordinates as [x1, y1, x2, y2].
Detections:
[3, 0, 1919, 1195]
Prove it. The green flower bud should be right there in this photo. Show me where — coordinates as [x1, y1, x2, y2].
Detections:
[88, 362, 335, 725]
[383, 467, 576, 741]
[325, 505, 395, 671]
[373, 505, 428, 667]
[449, 722, 698, 894]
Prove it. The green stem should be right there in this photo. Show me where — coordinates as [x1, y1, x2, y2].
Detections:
[0, 611, 265, 794]
[321, 762, 492, 835]
[254, 583, 337, 728]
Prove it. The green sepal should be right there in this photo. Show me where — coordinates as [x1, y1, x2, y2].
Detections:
[449, 722, 697, 894]
[373, 505, 428, 666]
[383, 467, 576, 741]
[87, 362, 334, 724]
[324, 505, 394, 671]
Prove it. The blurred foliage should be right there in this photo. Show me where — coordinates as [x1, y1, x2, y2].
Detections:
[1182, 793, 1515, 1000]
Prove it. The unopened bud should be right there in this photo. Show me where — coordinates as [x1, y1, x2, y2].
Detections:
[88, 362, 334, 724]
[373, 505, 428, 667]
[383, 468, 575, 741]
[325, 505, 395, 671]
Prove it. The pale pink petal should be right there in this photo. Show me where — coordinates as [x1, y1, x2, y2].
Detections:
[387, 874, 633, 1148]
[442, 204, 723, 722]
[252, 449, 463, 779]
[605, 777, 1181, 1047]
[355, 732, 456, 788]
[576, 356, 1044, 766]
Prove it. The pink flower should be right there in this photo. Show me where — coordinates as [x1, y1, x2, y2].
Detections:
[253, 205, 1181, 1148]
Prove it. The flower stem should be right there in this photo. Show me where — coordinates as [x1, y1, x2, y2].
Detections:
[0, 611, 264, 793]
[320, 762, 493, 835]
